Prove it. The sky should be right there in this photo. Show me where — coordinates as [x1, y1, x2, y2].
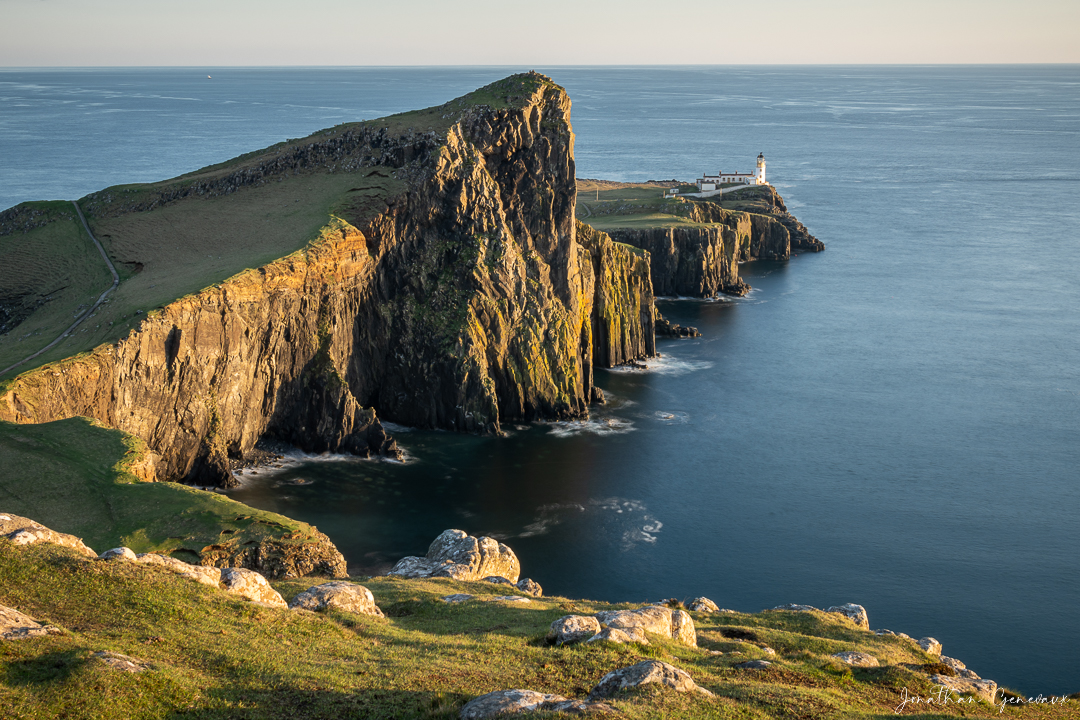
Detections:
[1, 0, 1078, 66]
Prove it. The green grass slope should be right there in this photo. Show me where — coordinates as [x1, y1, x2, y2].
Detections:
[575, 179, 773, 231]
[1, 542, 1062, 719]
[0, 417, 325, 562]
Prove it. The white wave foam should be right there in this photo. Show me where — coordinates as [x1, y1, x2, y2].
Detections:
[512, 497, 662, 549]
[654, 410, 690, 424]
[607, 355, 713, 376]
[545, 417, 635, 437]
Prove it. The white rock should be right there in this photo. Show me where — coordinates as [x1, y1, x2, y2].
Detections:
[1, 513, 96, 558]
[93, 651, 152, 673]
[0, 604, 48, 640]
[918, 637, 942, 656]
[548, 615, 601, 646]
[594, 606, 696, 647]
[442, 594, 474, 604]
[831, 651, 879, 667]
[671, 609, 697, 647]
[219, 568, 287, 608]
[288, 582, 384, 617]
[773, 603, 819, 612]
[588, 660, 713, 699]
[460, 689, 615, 718]
[491, 595, 531, 603]
[389, 529, 520, 582]
[826, 603, 869, 630]
[941, 655, 981, 680]
[929, 675, 998, 704]
[99, 547, 137, 561]
[587, 626, 649, 645]
[135, 553, 222, 587]
[686, 597, 719, 613]
[515, 578, 542, 597]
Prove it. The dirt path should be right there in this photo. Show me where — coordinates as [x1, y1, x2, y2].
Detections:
[0, 202, 121, 378]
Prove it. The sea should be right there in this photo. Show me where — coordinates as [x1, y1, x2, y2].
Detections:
[1, 66, 1078, 695]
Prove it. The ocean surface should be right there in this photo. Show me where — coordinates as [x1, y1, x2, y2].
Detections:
[2, 66, 1078, 695]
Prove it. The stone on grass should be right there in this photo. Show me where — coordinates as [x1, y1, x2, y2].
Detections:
[588, 659, 712, 700]
[929, 675, 998, 704]
[918, 637, 942, 656]
[831, 651, 879, 667]
[941, 655, 981, 680]
[442, 594, 474, 604]
[219, 568, 287, 608]
[773, 603, 819, 612]
[460, 689, 614, 718]
[826, 603, 870, 630]
[735, 660, 772, 670]
[515, 578, 542, 597]
[389, 529, 520, 582]
[586, 626, 649, 645]
[93, 651, 152, 673]
[288, 582, 384, 617]
[491, 596, 531, 603]
[1, 514, 96, 558]
[483, 576, 514, 586]
[135, 553, 222, 587]
[671, 609, 697, 647]
[595, 605, 697, 646]
[548, 615, 601, 646]
[0, 605, 49, 640]
[687, 597, 719, 613]
[99, 547, 137, 561]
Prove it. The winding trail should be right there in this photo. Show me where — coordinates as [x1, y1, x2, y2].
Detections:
[0, 202, 121, 378]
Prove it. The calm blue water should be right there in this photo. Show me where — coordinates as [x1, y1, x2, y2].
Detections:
[2, 66, 1078, 695]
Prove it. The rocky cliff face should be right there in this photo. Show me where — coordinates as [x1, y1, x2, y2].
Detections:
[0, 73, 656, 487]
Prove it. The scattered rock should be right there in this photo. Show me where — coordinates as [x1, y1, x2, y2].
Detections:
[491, 595, 531, 603]
[483, 576, 514, 586]
[686, 597, 719, 613]
[389, 529, 521, 582]
[460, 689, 614, 718]
[219, 568, 287, 608]
[515, 578, 542, 597]
[99, 547, 137, 561]
[0, 604, 49, 640]
[135, 553, 222, 587]
[594, 605, 696, 646]
[586, 626, 649, 645]
[588, 660, 712, 700]
[826, 603, 869, 630]
[92, 651, 152, 673]
[940, 655, 981, 679]
[761, 646, 776, 656]
[442, 594, 474, 604]
[918, 637, 942, 656]
[548, 615, 601, 646]
[773, 603, 819, 612]
[831, 651, 879, 667]
[1, 514, 96, 558]
[929, 675, 998, 704]
[288, 581, 384, 617]
[735, 660, 772, 670]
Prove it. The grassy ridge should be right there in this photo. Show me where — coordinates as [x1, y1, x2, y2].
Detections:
[1, 542, 1053, 719]
[0, 417, 324, 562]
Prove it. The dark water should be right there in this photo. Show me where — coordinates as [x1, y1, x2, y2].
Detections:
[2, 66, 1078, 695]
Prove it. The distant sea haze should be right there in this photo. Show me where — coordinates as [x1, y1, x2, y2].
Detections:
[2, 66, 1078, 696]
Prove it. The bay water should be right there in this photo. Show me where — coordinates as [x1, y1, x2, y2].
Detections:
[2, 65, 1078, 695]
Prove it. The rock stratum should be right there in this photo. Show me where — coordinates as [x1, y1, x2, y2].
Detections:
[1, 73, 656, 488]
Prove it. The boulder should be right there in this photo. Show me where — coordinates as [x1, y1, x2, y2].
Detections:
[686, 597, 719, 613]
[588, 660, 713, 700]
[0, 604, 50, 640]
[918, 637, 942, 656]
[594, 606, 696, 646]
[219, 568, 287, 608]
[442, 594, 474, 604]
[288, 582, 384, 617]
[826, 603, 869, 630]
[586, 626, 649, 645]
[735, 660, 772, 670]
[491, 596, 531, 603]
[135, 553, 222, 587]
[831, 651, 879, 668]
[1, 514, 96, 558]
[460, 690, 615, 718]
[940, 655, 981, 680]
[515, 578, 542, 597]
[483, 576, 514, 586]
[92, 651, 152, 673]
[99, 547, 137, 561]
[929, 675, 998, 704]
[548, 615, 601, 646]
[773, 603, 819, 612]
[389, 530, 520, 582]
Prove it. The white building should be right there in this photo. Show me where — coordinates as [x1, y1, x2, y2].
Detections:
[696, 153, 767, 191]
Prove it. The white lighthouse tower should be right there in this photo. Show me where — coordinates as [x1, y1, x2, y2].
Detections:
[754, 153, 767, 185]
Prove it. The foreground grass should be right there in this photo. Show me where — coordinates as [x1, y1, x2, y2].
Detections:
[2, 543, 1070, 719]
[0, 417, 326, 562]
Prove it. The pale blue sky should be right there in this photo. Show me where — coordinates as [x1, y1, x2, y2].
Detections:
[1, 0, 1077, 66]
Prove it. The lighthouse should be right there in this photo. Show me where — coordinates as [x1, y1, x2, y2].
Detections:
[755, 153, 766, 185]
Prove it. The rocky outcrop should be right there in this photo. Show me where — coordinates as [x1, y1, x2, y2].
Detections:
[655, 311, 700, 338]
[388, 529, 521, 582]
[606, 225, 746, 298]
[588, 660, 713, 700]
[288, 581, 384, 617]
[832, 651, 879, 668]
[219, 567, 288, 608]
[99, 547, 137, 561]
[136, 552, 223, 587]
[1, 73, 658, 488]
[594, 606, 697, 647]
[1, 513, 96, 558]
[587, 626, 649, 645]
[514, 578, 542, 597]
[0, 604, 55, 640]
[547, 615, 601, 646]
[198, 529, 348, 580]
[930, 675, 998, 704]
[919, 637, 943, 656]
[460, 690, 614, 718]
[686, 597, 720, 613]
[826, 603, 870, 630]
